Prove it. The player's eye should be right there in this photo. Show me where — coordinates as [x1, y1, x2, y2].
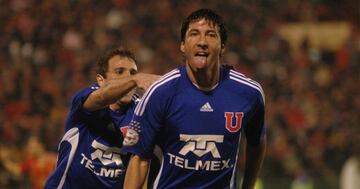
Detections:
[188, 30, 199, 37]
[115, 68, 124, 74]
[207, 32, 217, 38]
[130, 69, 138, 75]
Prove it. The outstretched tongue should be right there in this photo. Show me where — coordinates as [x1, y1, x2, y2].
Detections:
[194, 53, 208, 66]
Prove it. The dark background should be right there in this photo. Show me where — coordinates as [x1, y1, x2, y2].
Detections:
[0, 0, 359, 188]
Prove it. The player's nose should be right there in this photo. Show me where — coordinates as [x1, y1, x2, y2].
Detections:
[196, 34, 208, 49]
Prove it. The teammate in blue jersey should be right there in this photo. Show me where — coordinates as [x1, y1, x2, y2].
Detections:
[122, 9, 267, 189]
[44, 48, 159, 189]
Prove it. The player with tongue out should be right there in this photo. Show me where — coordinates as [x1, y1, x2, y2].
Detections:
[122, 9, 266, 189]
[181, 16, 225, 91]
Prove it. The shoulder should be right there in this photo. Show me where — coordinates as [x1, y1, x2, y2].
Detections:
[69, 84, 99, 110]
[72, 84, 99, 100]
[227, 69, 265, 104]
[151, 68, 181, 91]
[141, 68, 181, 98]
[134, 68, 181, 116]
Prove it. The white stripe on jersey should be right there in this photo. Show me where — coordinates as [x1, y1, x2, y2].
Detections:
[230, 70, 262, 89]
[230, 133, 242, 189]
[229, 71, 265, 104]
[230, 76, 265, 104]
[135, 69, 180, 116]
[134, 69, 179, 115]
[153, 153, 165, 189]
[57, 128, 79, 189]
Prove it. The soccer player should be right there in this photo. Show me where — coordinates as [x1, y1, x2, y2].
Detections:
[44, 48, 159, 189]
[122, 9, 266, 189]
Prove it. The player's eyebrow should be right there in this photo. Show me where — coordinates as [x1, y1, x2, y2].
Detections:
[114, 67, 124, 72]
[188, 28, 199, 33]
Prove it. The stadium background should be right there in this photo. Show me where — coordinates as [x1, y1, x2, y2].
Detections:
[0, 0, 358, 188]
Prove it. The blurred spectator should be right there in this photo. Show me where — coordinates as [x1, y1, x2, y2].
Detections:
[0, 0, 358, 188]
[20, 136, 56, 189]
[291, 167, 314, 189]
[340, 139, 360, 189]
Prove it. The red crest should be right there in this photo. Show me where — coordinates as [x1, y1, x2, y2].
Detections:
[120, 126, 129, 137]
[224, 112, 244, 133]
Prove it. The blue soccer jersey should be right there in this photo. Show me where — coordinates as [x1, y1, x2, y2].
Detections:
[45, 83, 136, 189]
[122, 65, 266, 189]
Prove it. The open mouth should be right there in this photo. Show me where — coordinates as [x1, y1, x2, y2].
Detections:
[193, 51, 209, 66]
[194, 52, 209, 57]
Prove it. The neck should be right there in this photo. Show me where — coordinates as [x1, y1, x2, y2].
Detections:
[186, 62, 220, 90]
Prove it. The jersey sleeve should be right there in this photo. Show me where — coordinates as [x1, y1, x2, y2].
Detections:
[121, 86, 167, 159]
[70, 89, 92, 115]
[244, 90, 266, 146]
[68, 85, 107, 122]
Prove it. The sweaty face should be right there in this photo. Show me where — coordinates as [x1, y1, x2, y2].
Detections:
[180, 18, 223, 70]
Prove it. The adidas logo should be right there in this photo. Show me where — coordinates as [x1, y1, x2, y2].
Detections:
[200, 102, 214, 112]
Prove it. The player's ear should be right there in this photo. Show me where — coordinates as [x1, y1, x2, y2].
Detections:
[180, 41, 185, 53]
[220, 44, 225, 56]
[96, 74, 105, 86]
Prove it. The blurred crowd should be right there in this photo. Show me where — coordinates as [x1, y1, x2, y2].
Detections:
[0, 0, 358, 188]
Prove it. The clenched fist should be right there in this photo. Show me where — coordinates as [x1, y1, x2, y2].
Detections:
[133, 73, 161, 91]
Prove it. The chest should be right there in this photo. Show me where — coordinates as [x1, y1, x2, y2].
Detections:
[165, 88, 254, 136]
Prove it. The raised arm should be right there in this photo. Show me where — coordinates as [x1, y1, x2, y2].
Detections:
[84, 73, 160, 111]
[124, 155, 151, 189]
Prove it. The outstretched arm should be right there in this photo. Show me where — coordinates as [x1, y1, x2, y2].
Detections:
[83, 73, 160, 111]
[241, 134, 266, 189]
[124, 155, 151, 189]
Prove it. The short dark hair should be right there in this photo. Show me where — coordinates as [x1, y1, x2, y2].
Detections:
[97, 47, 136, 78]
[180, 9, 227, 47]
